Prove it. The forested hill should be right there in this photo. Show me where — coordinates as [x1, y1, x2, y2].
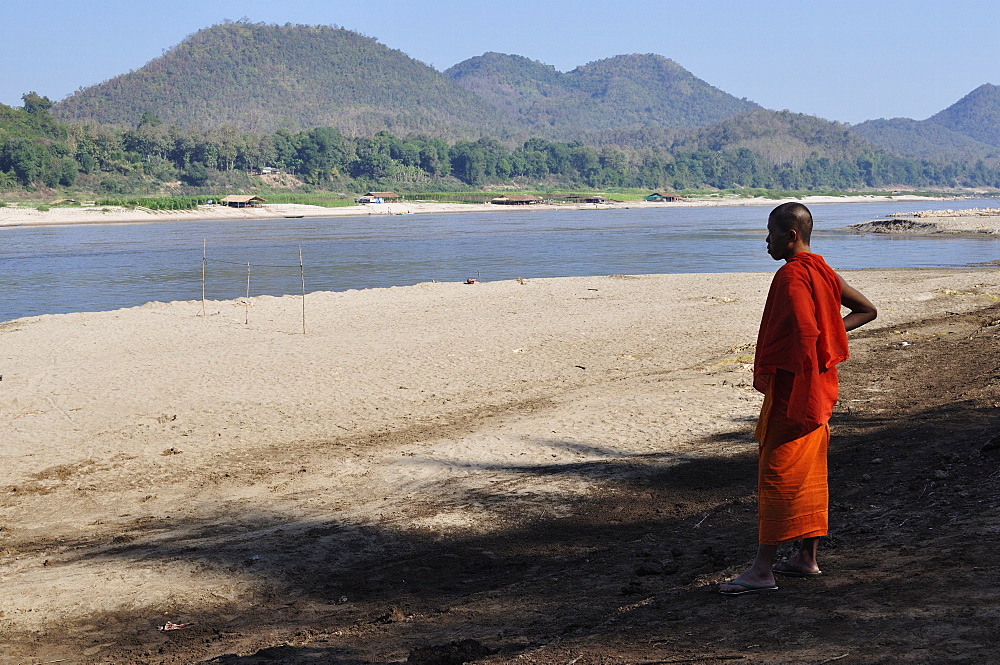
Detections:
[52, 22, 757, 139]
[850, 84, 1000, 165]
[52, 22, 511, 137]
[674, 109, 875, 165]
[444, 52, 757, 138]
[928, 84, 1000, 147]
[851, 118, 999, 164]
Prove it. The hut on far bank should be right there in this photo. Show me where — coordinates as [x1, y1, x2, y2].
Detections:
[491, 195, 543, 205]
[357, 191, 401, 204]
[644, 192, 682, 202]
[558, 195, 607, 204]
[220, 195, 266, 208]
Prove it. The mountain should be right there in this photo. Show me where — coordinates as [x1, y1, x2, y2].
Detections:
[445, 52, 758, 138]
[849, 84, 1000, 165]
[851, 117, 999, 164]
[53, 22, 510, 137]
[443, 52, 567, 116]
[927, 83, 1000, 147]
[53, 26, 759, 141]
[45, 20, 1000, 175]
[674, 109, 876, 165]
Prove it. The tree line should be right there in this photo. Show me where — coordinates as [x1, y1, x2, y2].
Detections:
[3, 94, 999, 194]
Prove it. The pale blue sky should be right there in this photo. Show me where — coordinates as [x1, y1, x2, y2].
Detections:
[2, 0, 997, 125]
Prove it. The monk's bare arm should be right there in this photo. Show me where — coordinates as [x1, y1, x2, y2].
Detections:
[838, 275, 877, 331]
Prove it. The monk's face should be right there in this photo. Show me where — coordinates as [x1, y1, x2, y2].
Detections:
[766, 218, 793, 261]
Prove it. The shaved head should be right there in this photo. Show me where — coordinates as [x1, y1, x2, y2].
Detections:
[769, 202, 813, 244]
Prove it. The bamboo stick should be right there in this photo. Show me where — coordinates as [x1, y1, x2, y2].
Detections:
[299, 246, 306, 335]
[201, 239, 206, 316]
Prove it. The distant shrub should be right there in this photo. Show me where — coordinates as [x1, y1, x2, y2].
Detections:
[181, 163, 209, 187]
[259, 192, 355, 207]
[95, 196, 209, 210]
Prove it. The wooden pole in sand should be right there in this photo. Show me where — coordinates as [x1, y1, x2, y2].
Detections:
[299, 246, 306, 335]
[245, 262, 251, 325]
[201, 239, 206, 316]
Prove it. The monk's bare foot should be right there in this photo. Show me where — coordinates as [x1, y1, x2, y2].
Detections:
[719, 570, 778, 595]
[772, 554, 821, 577]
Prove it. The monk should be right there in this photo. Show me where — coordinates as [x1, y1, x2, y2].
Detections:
[720, 202, 876, 595]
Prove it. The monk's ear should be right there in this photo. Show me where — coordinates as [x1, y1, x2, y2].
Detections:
[786, 227, 799, 243]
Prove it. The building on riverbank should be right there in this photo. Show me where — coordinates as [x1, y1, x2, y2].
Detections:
[220, 195, 266, 208]
[491, 195, 543, 205]
[357, 191, 401, 204]
[644, 192, 682, 202]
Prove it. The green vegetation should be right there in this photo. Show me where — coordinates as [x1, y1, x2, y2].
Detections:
[4, 95, 1000, 197]
[259, 193, 355, 207]
[94, 196, 209, 210]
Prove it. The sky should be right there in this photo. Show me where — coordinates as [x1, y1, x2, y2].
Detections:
[2, 0, 997, 125]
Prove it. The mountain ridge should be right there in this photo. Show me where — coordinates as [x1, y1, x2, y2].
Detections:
[444, 52, 759, 137]
[849, 84, 1000, 164]
[36, 21, 1000, 179]
[53, 23, 758, 140]
[53, 22, 511, 137]
[928, 83, 1000, 147]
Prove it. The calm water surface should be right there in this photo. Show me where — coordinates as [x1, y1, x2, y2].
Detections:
[1, 199, 998, 321]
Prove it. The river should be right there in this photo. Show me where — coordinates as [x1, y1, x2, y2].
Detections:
[1, 199, 997, 321]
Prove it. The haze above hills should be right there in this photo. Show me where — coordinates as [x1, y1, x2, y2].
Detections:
[44, 22, 1000, 168]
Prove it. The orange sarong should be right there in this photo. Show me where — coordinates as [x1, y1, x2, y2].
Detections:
[755, 370, 831, 544]
[753, 253, 846, 545]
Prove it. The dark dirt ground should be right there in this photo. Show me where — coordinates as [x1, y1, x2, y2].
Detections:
[5, 302, 1000, 665]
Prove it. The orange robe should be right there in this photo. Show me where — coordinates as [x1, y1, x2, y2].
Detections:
[753, 253, 847, 545]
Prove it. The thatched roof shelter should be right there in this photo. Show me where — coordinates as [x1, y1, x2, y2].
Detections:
[220, 195, 266, 208]
[491, 195, 542, 205]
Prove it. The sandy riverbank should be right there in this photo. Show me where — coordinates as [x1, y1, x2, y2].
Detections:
[2, 267, 999, 663]
[0, 194, 963, 228]
[849, 206, 1000, 236]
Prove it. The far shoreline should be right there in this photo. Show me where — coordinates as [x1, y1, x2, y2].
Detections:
[0, 193, 981, 229]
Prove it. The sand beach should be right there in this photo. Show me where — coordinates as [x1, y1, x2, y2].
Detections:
[2, 266, 999, 663]
[849, 206, 1000, 235]
[0, 193, 981, 228]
